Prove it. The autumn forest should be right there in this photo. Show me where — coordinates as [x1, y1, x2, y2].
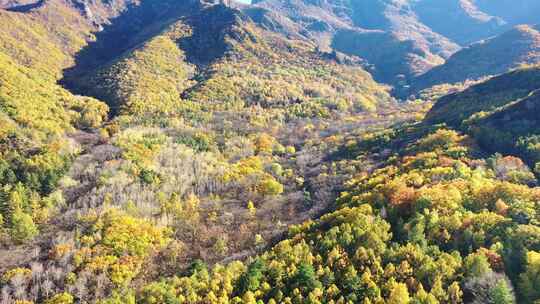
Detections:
[0, 0, 540, 303]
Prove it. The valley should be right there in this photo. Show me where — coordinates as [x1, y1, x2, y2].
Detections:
[0, 0, 539, 303]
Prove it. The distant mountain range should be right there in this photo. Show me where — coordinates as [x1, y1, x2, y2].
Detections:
[243, 0, 540, 92]
[0, 0, 393, 146]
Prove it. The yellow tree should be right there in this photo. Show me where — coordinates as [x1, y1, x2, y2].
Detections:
[388, 283, 410, 304]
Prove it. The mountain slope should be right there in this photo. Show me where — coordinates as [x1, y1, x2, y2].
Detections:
[0, 0, 175, 141]
[470, 90, 540, 165]
[66, 3, 392, 116]
[247, 0, 459, 85]
[413, 24, 540, 91]
[0, 0, 113, 174]
[425, 66, 540, 126]
[0, 0, 118, 257]
[425, 65, 540, 168]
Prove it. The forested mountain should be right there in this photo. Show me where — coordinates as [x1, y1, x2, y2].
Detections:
[63, 2, 391, 115]
[426, 65, 540, 169]
[1, 0, 540, 303]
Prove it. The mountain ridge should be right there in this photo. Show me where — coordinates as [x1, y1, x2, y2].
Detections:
[61, 2, 393, 116]
[413, 24, 540, 92]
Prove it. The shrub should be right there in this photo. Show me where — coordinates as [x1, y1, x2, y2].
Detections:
[45, 292, 74, 304]
[258, 177, 284, 196]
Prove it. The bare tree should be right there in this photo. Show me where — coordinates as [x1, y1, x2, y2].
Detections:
[42, 278, 54, 299]
[0, 286, 12, 304]
[50, 266, 65, 284]
[31, 247, 41, 260]
[10, 275, 28, 301]
[30, 262, 44, 286]
[94, 272, 109, 300]
[465, 271, 517, 304]
[74, 273, 88, 302]
[30, 283, 40, 303]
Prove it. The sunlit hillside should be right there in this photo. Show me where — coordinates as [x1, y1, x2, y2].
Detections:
[1, 1, 540, 303]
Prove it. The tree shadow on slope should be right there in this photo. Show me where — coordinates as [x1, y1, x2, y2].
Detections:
[177, 3, 249, 67]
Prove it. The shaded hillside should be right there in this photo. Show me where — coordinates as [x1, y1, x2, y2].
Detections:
[0, 0, 172, 146]
[413, 0, 506, 45]
[0, 0, 115, 166]
[413, 24, 540, 92]
[62, 0, 219, 114]
[62, 0, 203, 78]
[332, 28, 446, 85]
[469, 90, 540, 166]
[185, 21, 393, 114]
[425, 65, 540, 168]
[425, 66, 540, 126]
[68, 3, 252, 114]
